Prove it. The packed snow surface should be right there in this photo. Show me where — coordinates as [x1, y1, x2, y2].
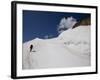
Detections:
[22, 26, 91, 69]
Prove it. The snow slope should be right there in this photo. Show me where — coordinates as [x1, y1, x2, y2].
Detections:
[22, 25, 91, 69]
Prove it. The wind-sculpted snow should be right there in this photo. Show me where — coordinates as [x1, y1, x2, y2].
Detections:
[57, 17, 77, 33]
[22, 26, 91, 69]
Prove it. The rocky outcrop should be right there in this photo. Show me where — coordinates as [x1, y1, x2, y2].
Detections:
[73, 17, 91, 28]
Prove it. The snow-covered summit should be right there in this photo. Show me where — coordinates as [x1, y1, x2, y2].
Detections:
[59, 25, 90, 41]
[23, 25, 91, 69]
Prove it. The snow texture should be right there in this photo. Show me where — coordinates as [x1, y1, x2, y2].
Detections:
[22, 25, 91, 69]
[57, 17, 77, 33]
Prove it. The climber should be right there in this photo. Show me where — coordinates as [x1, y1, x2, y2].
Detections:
[30, 44, 33, 52]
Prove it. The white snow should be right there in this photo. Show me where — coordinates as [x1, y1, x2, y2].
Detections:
[22, 25, 91, 69]
[57, 17, 77, 33]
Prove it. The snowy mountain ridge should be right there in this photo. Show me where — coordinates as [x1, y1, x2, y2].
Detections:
[23, 25, 91, 69]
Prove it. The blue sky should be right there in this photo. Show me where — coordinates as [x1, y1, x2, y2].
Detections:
[23, 10, 90, 43]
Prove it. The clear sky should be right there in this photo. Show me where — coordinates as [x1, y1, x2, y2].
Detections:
[23, 10, 90, 43]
